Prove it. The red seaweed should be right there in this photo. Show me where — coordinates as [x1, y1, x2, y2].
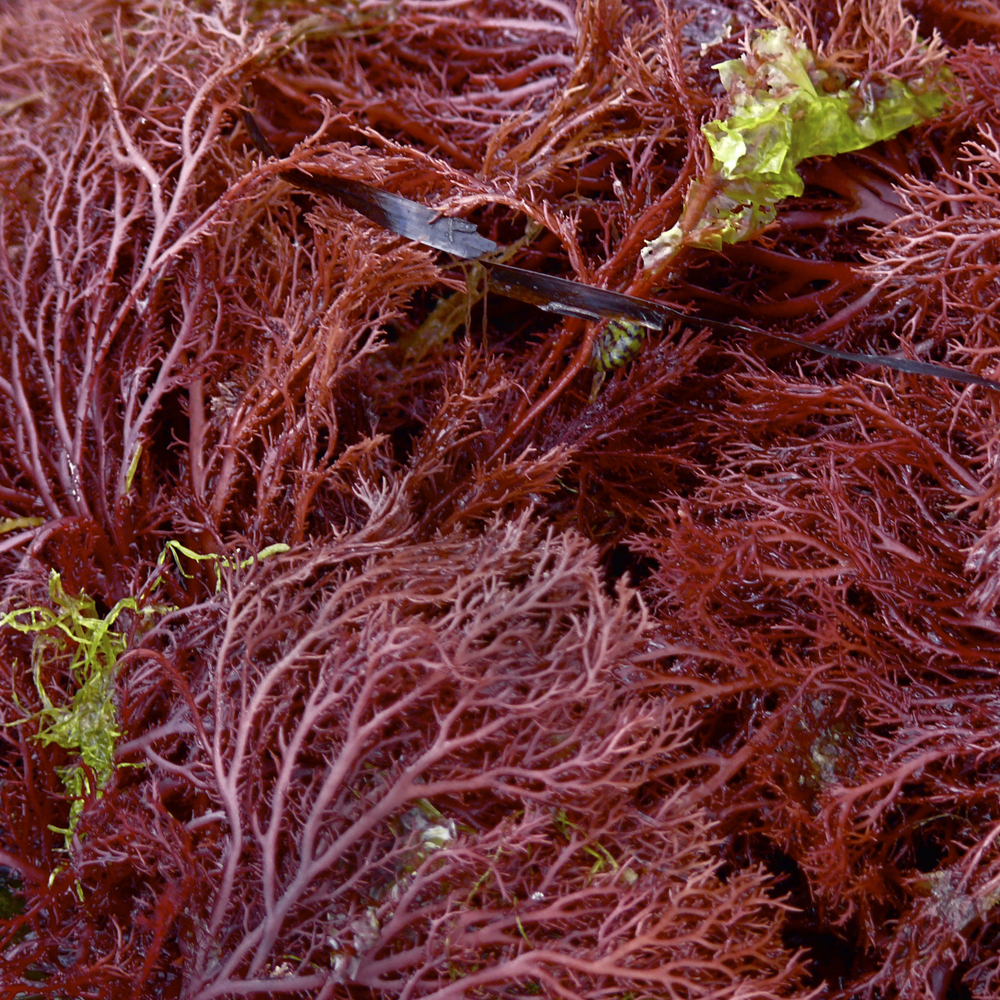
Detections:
[2, 1, 1000, 997]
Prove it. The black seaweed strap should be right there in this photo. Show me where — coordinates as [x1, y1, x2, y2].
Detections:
[241, 108, 1000, 393]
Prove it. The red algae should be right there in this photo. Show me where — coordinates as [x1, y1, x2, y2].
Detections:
[1, 1, 999, 997]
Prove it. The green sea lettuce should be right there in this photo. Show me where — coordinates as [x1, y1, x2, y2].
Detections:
[641, 27, 951, 268]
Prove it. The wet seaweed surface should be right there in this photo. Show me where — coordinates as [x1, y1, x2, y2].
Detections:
[2, 1, 1000, 997]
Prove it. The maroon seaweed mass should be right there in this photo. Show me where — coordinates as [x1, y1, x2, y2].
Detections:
[1, 0, 1000, 997]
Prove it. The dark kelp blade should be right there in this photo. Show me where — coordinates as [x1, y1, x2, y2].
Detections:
[242, 107, 498, 259]
[285, 170, 499, 258]
[242, 109, 1000, 392]
[486, 262, 674, 331]
[487, 265, 1000, 391]
[758, 329, 1000, 391]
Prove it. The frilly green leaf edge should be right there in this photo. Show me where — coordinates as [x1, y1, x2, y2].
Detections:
[642, 27, 952, 268]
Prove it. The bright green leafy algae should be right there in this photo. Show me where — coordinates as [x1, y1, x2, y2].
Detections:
[0, 542, 290, 854]
[0, 573, 155, 842]
[642, 27, 952, 268]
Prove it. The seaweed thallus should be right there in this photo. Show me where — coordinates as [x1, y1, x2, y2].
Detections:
[1, 2, 1000, 999]
[642, 25, 951, 266]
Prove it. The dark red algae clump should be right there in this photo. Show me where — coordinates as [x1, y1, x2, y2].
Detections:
[1, 1, 1000, 997]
